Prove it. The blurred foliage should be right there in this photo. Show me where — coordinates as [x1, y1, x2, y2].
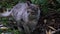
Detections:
[0, 0, 20, 8]
[31, 0, 48, 5]
[0, 28, 20, 34]
[56, 0, 60, 3]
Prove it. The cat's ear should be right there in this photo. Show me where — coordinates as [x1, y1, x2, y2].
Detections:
[26, 1, 31, 6]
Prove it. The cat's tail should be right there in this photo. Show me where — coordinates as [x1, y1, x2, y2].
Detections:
[0, 9, 12, 17]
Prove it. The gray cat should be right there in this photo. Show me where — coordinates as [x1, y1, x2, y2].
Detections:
[0, 2, 40, 34]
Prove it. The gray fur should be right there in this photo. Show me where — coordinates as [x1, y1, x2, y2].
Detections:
[0, 3, 40, 34]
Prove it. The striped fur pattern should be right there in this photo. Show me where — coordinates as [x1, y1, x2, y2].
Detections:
[0, 2, 40, 34]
